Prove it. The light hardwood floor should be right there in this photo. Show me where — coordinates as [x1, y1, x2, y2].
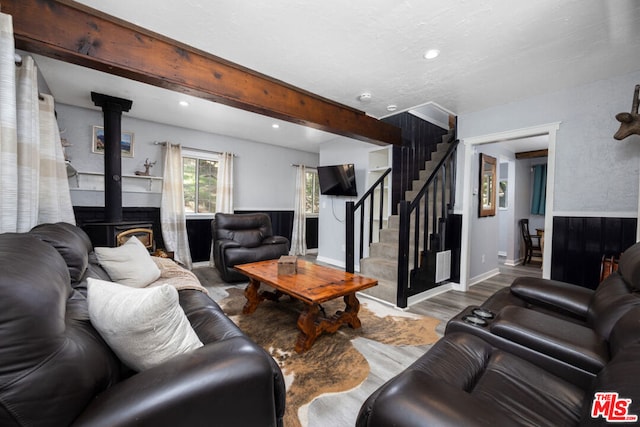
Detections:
[304, 261, 542, 427]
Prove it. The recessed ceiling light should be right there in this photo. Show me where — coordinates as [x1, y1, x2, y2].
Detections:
[272, 123, 280, 129]
[358, 92, 372, 102]
[179, 100, 189, 107]
[387, 104, 398, 112]
[424, 49, 440, 60]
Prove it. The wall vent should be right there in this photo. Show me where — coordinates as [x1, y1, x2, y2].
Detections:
[435, 250, 451, 283]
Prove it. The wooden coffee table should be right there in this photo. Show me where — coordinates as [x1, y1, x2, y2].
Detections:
[234, 259, 377, 353]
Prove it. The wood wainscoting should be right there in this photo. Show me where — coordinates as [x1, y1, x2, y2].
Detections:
[551, 216, 637, 289]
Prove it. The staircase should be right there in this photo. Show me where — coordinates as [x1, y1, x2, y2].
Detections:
[360, 133, 455, 305]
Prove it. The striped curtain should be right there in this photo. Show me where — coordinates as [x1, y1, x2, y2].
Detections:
[0, 12, 74, 232]
[38, 94, 75, 225]
[161, 143, 192, 269]
[289, 165, 306, 256]
[531, 163, 547, 215]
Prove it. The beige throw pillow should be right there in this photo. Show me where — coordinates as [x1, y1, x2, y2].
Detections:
[94, 236, 161, 287]
[87, 278, 203, 371]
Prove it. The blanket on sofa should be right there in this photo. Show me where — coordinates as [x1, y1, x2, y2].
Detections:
[150, 257, 209, 295]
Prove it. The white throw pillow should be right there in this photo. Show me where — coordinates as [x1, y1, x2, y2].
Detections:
[94, 236, 161, 287]
[87, 278, 203, 371]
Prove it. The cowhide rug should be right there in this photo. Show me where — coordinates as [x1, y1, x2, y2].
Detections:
[217, 286, 440, 427]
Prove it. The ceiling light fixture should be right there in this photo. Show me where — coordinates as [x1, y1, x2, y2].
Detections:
[424, 49, 440, 60]
[358, 92, 372, 102]
[179, 100, 189, 107]
[387, 104, 398, 112]
[272, 123, 280, 129]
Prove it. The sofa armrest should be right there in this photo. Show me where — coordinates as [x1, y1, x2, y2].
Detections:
[72, 337, 280, 427]
[217, 239, 242, 250]
[357, 371, 516, 427]
[510, 276, 593, 320]
[262, 235, 289, 245]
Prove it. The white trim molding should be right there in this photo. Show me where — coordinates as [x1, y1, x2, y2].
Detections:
[459, 122, 561, 291]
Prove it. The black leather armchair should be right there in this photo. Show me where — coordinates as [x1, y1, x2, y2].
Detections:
[212, 213, 290, 282]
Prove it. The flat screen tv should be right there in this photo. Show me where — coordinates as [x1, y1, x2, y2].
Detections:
[317, 164, 357, 196]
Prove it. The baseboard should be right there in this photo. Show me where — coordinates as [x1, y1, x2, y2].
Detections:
[315, 255, 346, 269]
[468, 268, 500, 287]
[407, 283, 454, 306]
[192, 261, 210, 268]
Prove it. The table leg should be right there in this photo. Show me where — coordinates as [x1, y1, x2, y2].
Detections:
[242, 278, 262, 314]
[342, 293, 362, 329]
[294, 293, 363, 353]
[295, 303, 320, 353]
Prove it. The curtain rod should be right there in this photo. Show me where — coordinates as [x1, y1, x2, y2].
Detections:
[14, 53, 44, 100]
[153, 141, 237, 157]
[291, 163, 317, 169]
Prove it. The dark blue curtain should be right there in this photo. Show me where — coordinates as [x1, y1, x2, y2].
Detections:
[531, 164, 547, 215]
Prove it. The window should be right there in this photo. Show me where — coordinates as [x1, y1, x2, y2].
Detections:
[305, 169, 320, 215]
[183, 150, 218, 214]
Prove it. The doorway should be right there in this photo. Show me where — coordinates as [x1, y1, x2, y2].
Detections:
[457, 122, 560, 291]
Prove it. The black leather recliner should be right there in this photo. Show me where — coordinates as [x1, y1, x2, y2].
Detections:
[357, 312, 640, 426]
[212, 213, 290, 282]
[357, 241, 640, 427]
[479, 238, 640, 331]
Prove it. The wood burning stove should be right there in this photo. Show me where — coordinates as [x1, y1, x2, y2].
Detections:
[82, 92, 157, 249]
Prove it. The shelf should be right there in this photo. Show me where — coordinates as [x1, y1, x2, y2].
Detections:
[368, 147, 391, 170]
[69, 171, 163, 193]
[367, 146, 392, 231]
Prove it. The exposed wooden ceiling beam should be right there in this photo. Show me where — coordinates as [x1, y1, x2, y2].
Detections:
[515, 149, 548, 159]
[3, 0, 401, 146]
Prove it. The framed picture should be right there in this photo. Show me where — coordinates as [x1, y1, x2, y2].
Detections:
[92, 125, 134, 157]
[478, 153, 497, 217]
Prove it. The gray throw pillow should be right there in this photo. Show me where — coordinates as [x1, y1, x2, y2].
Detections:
[87, 278, 203, 371]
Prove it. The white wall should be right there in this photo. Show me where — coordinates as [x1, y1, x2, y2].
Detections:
[458, 69, 640, 281]
[497, 159, 512, 259]
[459, 69, 640, 215]
[317, 138, 380, 267]
[468, 144, 513, 279]
[58, 103, 320, 210]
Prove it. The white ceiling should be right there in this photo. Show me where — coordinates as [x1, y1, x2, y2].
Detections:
[28, 0, 640, 153]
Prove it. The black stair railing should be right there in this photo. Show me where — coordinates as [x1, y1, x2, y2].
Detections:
[397, 138, 459, 308]
[346, 167, 392, 274]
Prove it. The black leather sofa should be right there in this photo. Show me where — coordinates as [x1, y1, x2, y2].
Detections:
[357, 241, 640, 426]
[0, 223, 286, 427]
[211, 213, 290, 282]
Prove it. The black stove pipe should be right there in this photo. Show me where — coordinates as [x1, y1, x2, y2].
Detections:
[91, 92, 132, 223]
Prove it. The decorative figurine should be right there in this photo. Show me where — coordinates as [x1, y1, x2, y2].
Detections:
[614, 84, 640, 140]
[135, 158, 156, 176]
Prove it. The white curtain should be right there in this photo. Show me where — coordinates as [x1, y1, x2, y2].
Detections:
[0, 12, 74, 232]
[289, 165, 306, 256]
[216, 152, 234, 214]
[209, 151, 234, 267]
[161, 143, 192, 269]
[38, 94, 75, 225]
